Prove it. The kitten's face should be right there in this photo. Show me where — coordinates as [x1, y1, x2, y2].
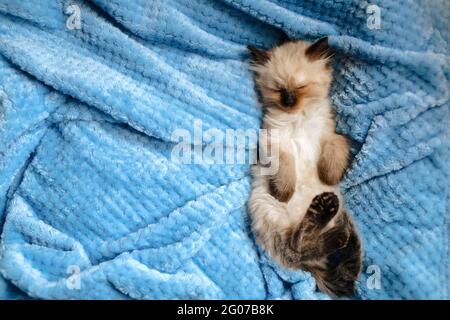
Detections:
[248, 38, 333, 113]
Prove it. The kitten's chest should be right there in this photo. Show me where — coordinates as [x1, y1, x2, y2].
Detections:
[282, 114, 330, 220]
[289, 114, 324, 167]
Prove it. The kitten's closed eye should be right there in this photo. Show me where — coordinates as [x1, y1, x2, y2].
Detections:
[271, 84, 307, 92]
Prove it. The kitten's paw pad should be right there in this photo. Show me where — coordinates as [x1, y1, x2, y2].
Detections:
[309, 192, 339, 222]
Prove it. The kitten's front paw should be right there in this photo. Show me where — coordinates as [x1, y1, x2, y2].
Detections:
[267, 151, 296, 202]
[268, 174, 296, 202]
[318, 135, 349, 186]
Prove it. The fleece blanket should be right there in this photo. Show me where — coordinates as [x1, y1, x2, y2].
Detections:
[0, 0, 449, 300]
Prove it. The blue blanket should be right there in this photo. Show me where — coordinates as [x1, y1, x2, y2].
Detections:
[0, 0, 449, 299]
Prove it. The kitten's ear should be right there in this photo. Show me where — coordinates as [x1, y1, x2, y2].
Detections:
[305, 37, 332, 61]
[247, 45, 270, 65]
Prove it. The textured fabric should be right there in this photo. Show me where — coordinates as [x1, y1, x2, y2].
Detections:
[0, 0, 449, 299]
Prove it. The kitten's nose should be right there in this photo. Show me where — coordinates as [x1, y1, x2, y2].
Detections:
[280, 89, 297, 107]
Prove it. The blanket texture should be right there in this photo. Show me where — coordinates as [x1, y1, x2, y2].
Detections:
[0, 0, 449, 299]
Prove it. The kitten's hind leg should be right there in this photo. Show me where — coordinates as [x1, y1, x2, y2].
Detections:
[312, 214, 362, 298]
[300, 192, 340, 231]
[268, 151, 296, 202]
[277, 192, 361, 297]
[288, 192, 342, 260]
[276, 192, 341, 266]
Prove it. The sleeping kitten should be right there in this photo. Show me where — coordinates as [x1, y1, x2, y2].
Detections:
[247, 38, 362, 297]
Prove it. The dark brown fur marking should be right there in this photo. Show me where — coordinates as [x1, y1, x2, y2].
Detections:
[268, 151, 296, 202]
[305, 37, 332, 62]
[318, 134, 349, 186]
[247, 45, 270, 65]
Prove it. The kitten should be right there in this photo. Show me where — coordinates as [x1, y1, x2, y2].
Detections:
[247, 38, 362, 297]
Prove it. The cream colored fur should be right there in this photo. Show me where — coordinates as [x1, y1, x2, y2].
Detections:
[248, 40, 346, 266]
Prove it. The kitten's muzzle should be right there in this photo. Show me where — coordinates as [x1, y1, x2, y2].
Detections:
[280, 89, 297, 107]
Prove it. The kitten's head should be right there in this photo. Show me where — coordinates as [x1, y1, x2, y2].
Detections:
[248, 38, 333, 113]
